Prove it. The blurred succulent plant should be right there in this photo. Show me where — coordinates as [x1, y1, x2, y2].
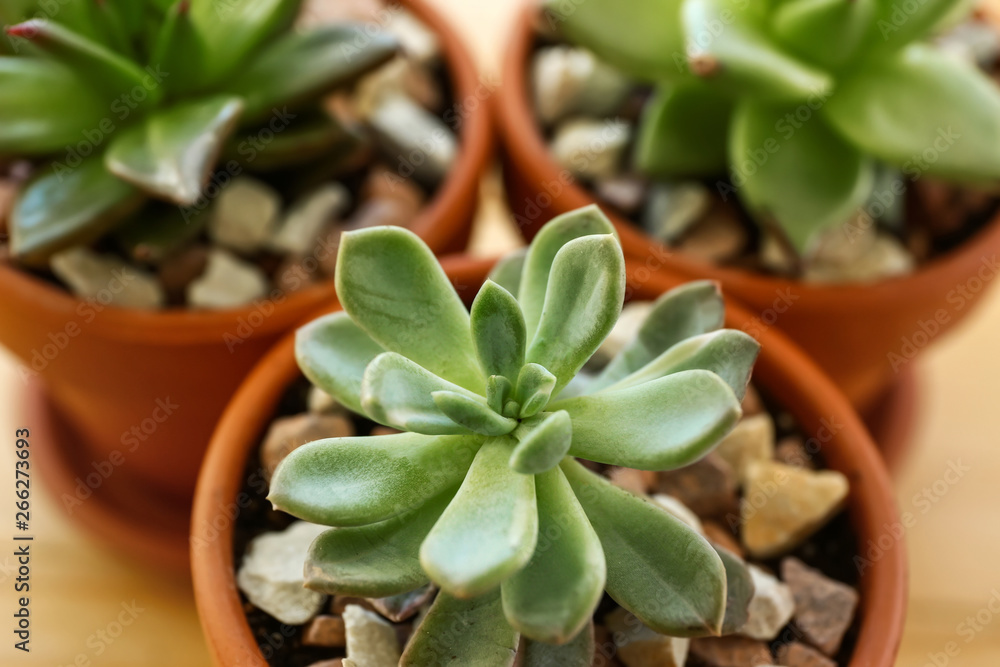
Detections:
[269, 205, 761, 663]
[546, 0, 1000, 253]
[0, 0, 397, 264]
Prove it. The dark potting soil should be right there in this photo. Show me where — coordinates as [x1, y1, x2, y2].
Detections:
[232, 377, 862, 667]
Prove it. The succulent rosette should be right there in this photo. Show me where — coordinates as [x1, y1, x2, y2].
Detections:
[546, 0, 1000, 252]
[269, 206, 761, 663]
[0, 0, 396, 264]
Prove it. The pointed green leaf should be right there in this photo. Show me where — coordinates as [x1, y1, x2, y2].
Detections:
[152, 0, 210, 96]
[305, 490, 455, 598]
[562, 459, 727, 636]
[336, 227, 484, 392]
[113, 202, 209, 263]
[0, 57, 109, 154]
[501, 468, 605, 643]
[488, 248, 526, 297]
[105, 96, 244, 206]
[471, 280, 526, 382]
[525, 235, 625, 395]
[682, 0, 832, 101]
[432, 391, 517, 437]
[361, 353, 481, 435]
[6, 19, 152, 98]
[10, 156, 143, 265]
[269, 432, 484, 527]
[296, 312, 386, 416]
[772, 0, 876, 69]
[421, 438, 538, 598]
[188, 0, 302, 88]
[715, 545, 755, 635]
[514, 363, 557, 419]
[731, 100, 875, 253]
[543, 0, 686, 81]
[823, 44, 1000, 182]
[224, 111, 362, 173]
[401, 592, 519, 667]
[554, 370, 741, 470]
[522, 623, 595, 667]
[606, 330, 760, 401]
[519, 205, 617, 338]
[509, 411, 572, 475]
[593, 281, 725, 391]
[635, 82, 733, 177]
[226, 24, 397, 121]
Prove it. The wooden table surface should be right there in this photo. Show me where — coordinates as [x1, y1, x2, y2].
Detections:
[3, 1, 1000, 664]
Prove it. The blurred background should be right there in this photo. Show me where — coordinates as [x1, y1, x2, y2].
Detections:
[2, 0, 1000, 664]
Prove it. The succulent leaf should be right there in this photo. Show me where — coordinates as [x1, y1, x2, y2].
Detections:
[730, 99, 876, 253]
[521, 623, 595, 666]
[225, 24, 397, 122]
[296, 312, 386, 416]
[500, 468, 605, 643]
[487, 248, 526, 296]
[544, 0, 687, 81]
[524, 235, 625, 395]
[681, 0, 833, 101]
[593, 280, 725, 391]
[509, 411, 573, 475]
[0, 57, 109, 154]
[471, 280, 527, 383]
[514, 363, 557, 419]
[152, 0, 209, 96]
[606, 329, 760, 401]
[715, 545, 755, 635]
[400, 591, 519, 667]
[305, 490, 455, 598]
[6, 20, 157, 102]
[772, 0, 877, 69]
[420, 438, 539, 598]
[223, 111, 360, 173]
[823, 44, 1000, 182]
[336, 227, 484, 392]
[432, 391, 518, 437]
[864, 0, 963, 54]
[187, 0, 302, 89]
[562, 459, 727, 637]
[10, 156, 144, 265]
[554, 370, 742, 470]
[361, 353, 486, 436]
[105, 96, 245, 206]
[635, 82, 733, 177]
[486, 375, 514, 415]
[518, 205, 617, 338]
[268, 432, 484, 527]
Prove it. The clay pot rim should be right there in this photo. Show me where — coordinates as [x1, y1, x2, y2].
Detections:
[0, 0, 493, 346]
[496, 5, 1000, 308]
[190, 255, 906, 667]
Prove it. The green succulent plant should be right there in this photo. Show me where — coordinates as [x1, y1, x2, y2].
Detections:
[546, 0, 1000, 253]
[269, 205, 761, 664]
[0, 0, 397, 264]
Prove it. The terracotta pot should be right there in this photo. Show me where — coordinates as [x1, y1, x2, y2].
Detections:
[191, 256, 906, 667]
[496, 5, 1000, 411]
[0, 0, 492, 569]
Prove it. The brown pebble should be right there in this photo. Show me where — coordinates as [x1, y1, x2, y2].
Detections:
[261, 413, 354, 479]
[346, 196, 419, 232]
[776, 641, 837, 667]
[592, 624, 625, 667]
[912, 179, 964, 238]
[676, 203, 748, 264]
[0, 179, 16, 232]
[689, 636, 773, 666]
[158, 244, 210, 304]
[302, 615, 346, 647]
[361, 164, 426, 213]
[656, 453, 738, 518]
[306, 660, 344, 667]
[371, 426, 401, 437]
[703, 520, 743, 557]
[774, 436, 815, 469]
[781, 557, 859, 656]
[741, 384, 764, 416]
[274, 254, 322, 295]
[608, 467, 657, 495]
[595, 175, 647, 216]
[369, 586, 436, 622]
[330, 595, 375, 615]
